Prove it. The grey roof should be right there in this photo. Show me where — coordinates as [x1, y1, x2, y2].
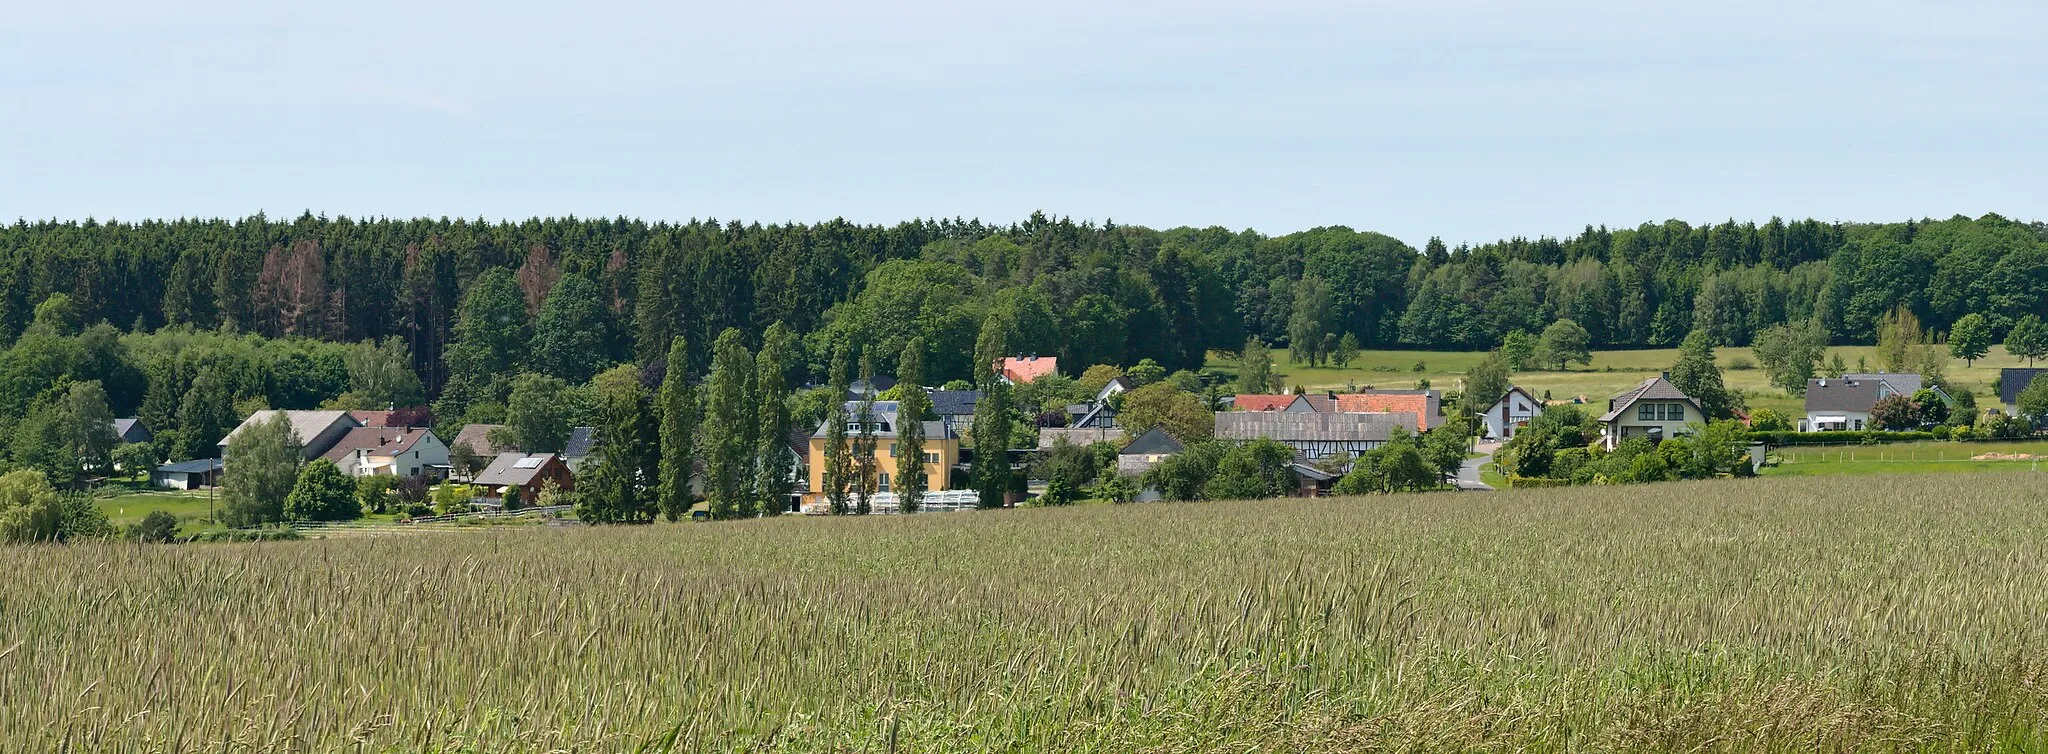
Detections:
[112, 418, 151, 443]
[811, 401, 955, 440]
[1072, 401, 1117, 428]
[848, 375, 898, 399]
[2001, 368, 2048, 405]
[1843, 373, 1922, 396]
[1802, 377, 1888, 414]
[1038, 427, 1123, 449]
[1119, 426, 1185, 456]
[473, 453, 560, 488]
[928, 390, 981, 416]
[564, 426, 598, 459]
[1214, 411, 1414, 443]
[157, 458, 222, 474]
[1597, 376, 1700, 422]
[219, 410, 359, 447]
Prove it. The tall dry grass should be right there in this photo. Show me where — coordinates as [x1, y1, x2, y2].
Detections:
[3, 474, 2046, 752]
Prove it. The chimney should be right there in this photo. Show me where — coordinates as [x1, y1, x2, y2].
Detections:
[1659, 371, 1669, 380]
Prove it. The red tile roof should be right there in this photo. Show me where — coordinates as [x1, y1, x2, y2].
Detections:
[1335, 393, 1432, 432]
[1233, 395, 1297, 412]
[998, 356, 1059, 383]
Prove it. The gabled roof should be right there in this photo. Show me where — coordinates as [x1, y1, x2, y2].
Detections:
[1481, 386, 1541, 410]
[2001, 368, 2048, 405]
[1232, 394, 1298, 412]
[450, 424, 505, 456]
[564, 426, 598, 459]
[1843, 373, 1922, 396]
[1334, 391, 1441, 431]
[1296, 394, 1338, 413]
[112, 418, 151, 442]
[1097, 376, 1135, 401]
[473, 452, 562, 488]
[156, 458, 222, 474]
[320, 427, 434, 464]
[349, 410, 394, 428]
[1214, 412, 1414, 443]
[997, 356, 1059, 383]
[1072, 401, 1116, 428]
[1597, 376, 1701, 422]
[220, 410, 359, 447]
[1119, 426, 1185, 456]
[928, 390, 982, 416]
[1803, 377, 1891, 414]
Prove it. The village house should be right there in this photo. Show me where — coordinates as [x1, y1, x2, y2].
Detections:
[1597, 374, 1701, 450]
[563, 426, 600, 473]
[928, 390, 981, 436]
[1477, 386, 1544, 440]
[1094, 376, 1134, 404]
[1115, 426, 1184, 476]
[219, 410, 362, 460]
[996, 356, 1059, 384]
[319, 426, 450, 478]
[1213, 411, 1415, 463]
[112, 418, 152, 445]
[450, 424, 506, 458]
[1334, 389, 1443, 432]
[1230, 394, 1315, 413]
[1999, 367, 2048, 417]
[803, 401, 960, 512]
[1801, 373, 1928, 432]
[471, 452, 574, 504]
[1037, 426, 1123, 449]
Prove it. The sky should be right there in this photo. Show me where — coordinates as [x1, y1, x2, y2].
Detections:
[4, 0, 2045, 247]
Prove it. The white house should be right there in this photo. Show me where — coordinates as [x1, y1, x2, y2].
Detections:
[1478, 386, 1544, 440]
[1800, 373, 1923, 432]
[319, 427, 451, 478]
[1596, 374, 1701, 450]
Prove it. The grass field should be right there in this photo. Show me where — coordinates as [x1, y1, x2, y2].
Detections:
[8, 475, 2048, 752]
[1212, 345, 2020, 418]
[94, 489, 217, 532]
[1763, 440, 2048, 477]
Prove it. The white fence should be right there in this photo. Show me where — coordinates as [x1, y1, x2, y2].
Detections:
[802, 490, 982, 514]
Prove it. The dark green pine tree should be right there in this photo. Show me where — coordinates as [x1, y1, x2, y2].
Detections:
[656, 336, 697, 522]
[175, 370, 235, 460]
[894, 337, 930, 513]
[575, 380, 659, 524]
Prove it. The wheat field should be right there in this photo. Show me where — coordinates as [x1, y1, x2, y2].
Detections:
[4, 474, 2047, 752]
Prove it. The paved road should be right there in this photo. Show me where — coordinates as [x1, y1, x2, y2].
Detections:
[1457, 441, 1502, 491]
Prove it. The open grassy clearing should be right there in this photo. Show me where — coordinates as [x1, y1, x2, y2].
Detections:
[1211, 345, 2019, 418]
[94, 489, 217, 530]
[1762, 440, 2048, 477]
[7, 475, 2048, 752]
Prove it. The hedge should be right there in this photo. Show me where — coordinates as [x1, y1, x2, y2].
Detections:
[1747, 430, 1937, 446]
[1506, 475, 1571, 489]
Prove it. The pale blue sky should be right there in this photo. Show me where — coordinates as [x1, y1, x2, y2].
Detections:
[5, 0, 2044, 246]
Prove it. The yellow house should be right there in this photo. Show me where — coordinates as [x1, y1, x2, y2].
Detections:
[804, 401, 960, 511]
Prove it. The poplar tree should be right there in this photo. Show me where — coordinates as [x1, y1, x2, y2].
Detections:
[852, 350, 879, 515]
[657, 336, 696, 522]
[823, 344, 853, 514]
[894, 337, 929, 513]
[971, 314, 1014, 509]
[700, 328, 755, 519]
[753, 324, 795, 516]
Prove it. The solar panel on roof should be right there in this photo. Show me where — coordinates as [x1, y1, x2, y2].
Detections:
[513, 457, 543, 469]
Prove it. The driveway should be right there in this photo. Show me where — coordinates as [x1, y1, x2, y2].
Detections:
[1457, 441, 1502, 491]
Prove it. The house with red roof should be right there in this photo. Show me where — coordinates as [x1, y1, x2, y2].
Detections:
[996, 356, 1059, 384]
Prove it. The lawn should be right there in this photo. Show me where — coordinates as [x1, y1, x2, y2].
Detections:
[8, 474, 2048, 752]
[1211, 344, 2019, 418]
[1763, 439, 2048, 477]
[94, 489, 218, 531]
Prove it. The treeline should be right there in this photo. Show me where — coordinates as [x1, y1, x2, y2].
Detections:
[4, 212, 2046, 392]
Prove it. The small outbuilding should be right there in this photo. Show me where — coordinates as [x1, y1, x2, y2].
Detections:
[152, 458, 222, 490]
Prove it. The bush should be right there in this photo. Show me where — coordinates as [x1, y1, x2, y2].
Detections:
[191, 526, 302, 543]
[1727, 356, 1756, 370]
[1507, 475, 1570, 488]
[1748, 430, 1937, 446]
[130, 510, 179, 543]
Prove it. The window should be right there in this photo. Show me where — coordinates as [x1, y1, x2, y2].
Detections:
[1854, 419, 1864, 430]
[923, 452, 939, 464]
[878, 472, 891, 492]
[1638, 404, 1655, 421]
